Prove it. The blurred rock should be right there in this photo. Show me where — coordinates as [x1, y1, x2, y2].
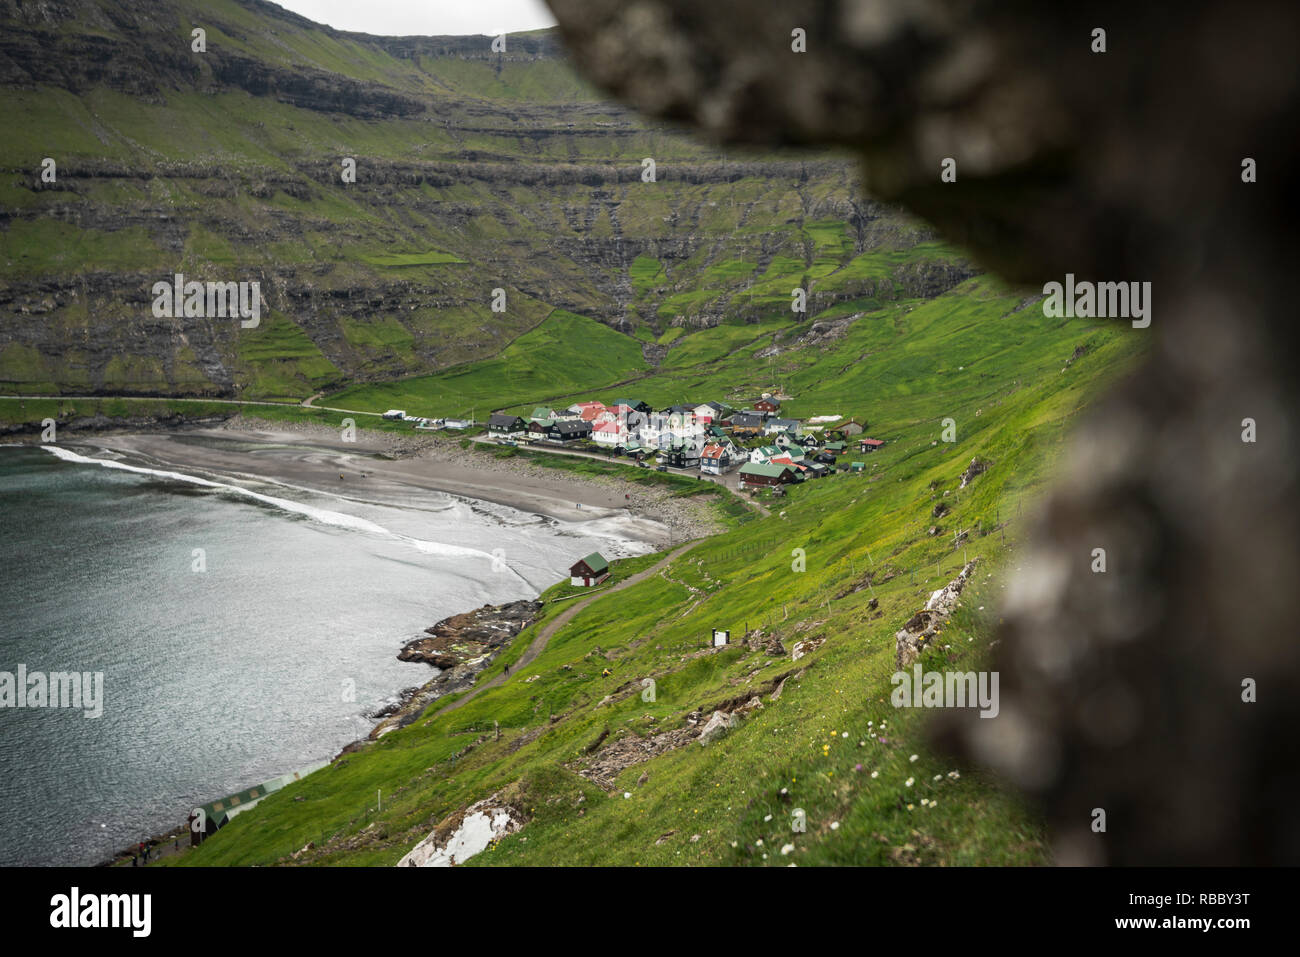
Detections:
[548, 0, 1300, 863]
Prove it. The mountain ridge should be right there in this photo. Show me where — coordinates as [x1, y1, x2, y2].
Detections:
[0, 0, 972, 401]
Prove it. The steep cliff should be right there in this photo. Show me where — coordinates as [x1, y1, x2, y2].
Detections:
[0, 0, 972, 399]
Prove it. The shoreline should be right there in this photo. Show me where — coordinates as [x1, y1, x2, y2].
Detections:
[18, 416, 729, 865]
[49, 414, 723, 548]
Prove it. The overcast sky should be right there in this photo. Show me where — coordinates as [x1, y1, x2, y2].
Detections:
[273, 0, 557, 36]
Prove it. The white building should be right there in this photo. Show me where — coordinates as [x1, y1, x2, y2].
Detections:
[592, 419, 629, 448]
[636, 410, 707, 451]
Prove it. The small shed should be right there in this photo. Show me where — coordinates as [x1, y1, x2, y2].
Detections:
[569, 552, 611, 586]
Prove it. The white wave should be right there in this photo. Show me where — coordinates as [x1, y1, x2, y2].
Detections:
[40, 445, 529, 584]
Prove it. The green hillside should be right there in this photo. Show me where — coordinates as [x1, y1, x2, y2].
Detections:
[2, 0, 1152, 867]
[168, 279, 1147, 867]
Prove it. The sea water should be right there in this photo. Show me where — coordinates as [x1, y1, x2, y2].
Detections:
[0, 443, 653, 865]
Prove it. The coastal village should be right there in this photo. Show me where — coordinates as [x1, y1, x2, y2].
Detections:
[387, 393, 886, 493]
[487, 393, 886, 491]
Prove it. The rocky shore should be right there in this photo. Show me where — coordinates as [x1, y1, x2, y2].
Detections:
[398, 598, 543, 669]
[352, 599, 546, 747]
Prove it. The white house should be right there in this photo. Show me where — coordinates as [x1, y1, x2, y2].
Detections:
[637, 410, 707, 451]
[592, 418, 629, 448]
[763, 417, 802, 437]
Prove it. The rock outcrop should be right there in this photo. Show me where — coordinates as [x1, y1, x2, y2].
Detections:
[894, 560, 978, 669]
[398, 599, 543, 668]
[397, 793, 526, 867]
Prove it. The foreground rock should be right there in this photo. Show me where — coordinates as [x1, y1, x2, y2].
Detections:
[894, 560, 978, 670]
[549, 0, 1300, 867]
[397, 793, 526, 867]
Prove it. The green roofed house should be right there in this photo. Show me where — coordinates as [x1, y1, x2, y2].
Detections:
[738, 462, 794, 489]
[531, 407, 557, 422]
[569, 552, 611, 587]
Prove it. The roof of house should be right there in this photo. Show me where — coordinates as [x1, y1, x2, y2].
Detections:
[530, 418, 555, 428]
[824, 441, 847, 450]
[732, 413, 764, 426]
[572, 552, 610, 575]
[755, 445, 783, 456]
[552, 419, 591, 433]
[488, 413, 524, 427]
[740, 462, 792, 478]
[767, 418, 800, 430]
[860, 437, 885, 446]
[701, 444, 728, 458]
[593, 420, 624, 434]
[755, 397, 781, 406]
[613, 398, 645, 409]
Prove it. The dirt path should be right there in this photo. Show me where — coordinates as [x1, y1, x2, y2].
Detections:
[433, 539, 703, 716]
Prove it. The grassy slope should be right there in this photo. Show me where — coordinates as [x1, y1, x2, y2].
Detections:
[325, 308, 648, 416]
[170, 281, 1146, 867]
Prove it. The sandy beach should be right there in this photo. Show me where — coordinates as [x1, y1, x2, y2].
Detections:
[69, 415, 723, 547]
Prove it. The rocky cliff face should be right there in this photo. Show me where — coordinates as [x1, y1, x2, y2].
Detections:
[0, 0, 970, 399]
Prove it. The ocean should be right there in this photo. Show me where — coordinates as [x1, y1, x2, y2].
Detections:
[0, 442, 654, 865]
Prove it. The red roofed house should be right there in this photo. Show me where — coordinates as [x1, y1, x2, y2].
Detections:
[859, 438, 885, 452]
[700, 443, 734, 475]
[592, 418, 629, 448]
[572, 401, 609, 422]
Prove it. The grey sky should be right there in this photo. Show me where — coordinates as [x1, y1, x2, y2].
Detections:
[273, 0, 557, 36]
